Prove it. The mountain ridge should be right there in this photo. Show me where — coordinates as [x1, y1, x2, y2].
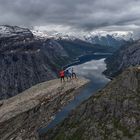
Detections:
[32, 27, 134, 48]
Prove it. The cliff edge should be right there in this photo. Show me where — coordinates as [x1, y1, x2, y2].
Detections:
[0, 77, 89, 140]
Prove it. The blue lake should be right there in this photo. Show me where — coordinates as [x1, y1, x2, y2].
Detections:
[39, 55, 110, 136]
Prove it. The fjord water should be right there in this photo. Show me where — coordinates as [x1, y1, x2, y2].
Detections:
[39, 54, 110, 136]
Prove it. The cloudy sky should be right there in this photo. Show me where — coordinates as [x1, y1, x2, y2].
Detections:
[1, 0, 140, 36]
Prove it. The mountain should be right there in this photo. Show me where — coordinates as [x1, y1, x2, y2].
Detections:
[32, 29, 77, 41]
[0, 25, 113, 100]
[0, 25, 70, 100]
[33, 27, 115, 59]
[84, 31, 133, 48]
[104, 40, 140, 77]
[0, 25, 33, 39]
[43, 67, 140, 140]
[56, 39, 113, 59]
[32, 28, 115, 57]
[32, 27, 134, 49]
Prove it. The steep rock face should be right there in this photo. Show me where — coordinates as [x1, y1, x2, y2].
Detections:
[104, 40, 140, 77]
[57, 39, 112, 60]
[44, 67, 140, 140]
[0, 25, 69, 100]
[0, 77, 89, 140]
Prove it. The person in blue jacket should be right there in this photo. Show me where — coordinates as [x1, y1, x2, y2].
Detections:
[65, 68, 72, 80]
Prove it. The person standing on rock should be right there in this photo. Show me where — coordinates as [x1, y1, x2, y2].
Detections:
[71, 67, 77, 79]
[65, 67, 77, 79]
[65, 68, 72, 81]
[59, 69, 65, 82]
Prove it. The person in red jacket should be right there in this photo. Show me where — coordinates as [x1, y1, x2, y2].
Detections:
[59, 69, 65, 82]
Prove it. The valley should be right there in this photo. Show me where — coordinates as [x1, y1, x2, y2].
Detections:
[0, 25, 139, 140]
[1, 1, 140, 140]
[39, 54, 110, 138]
[0, 25, 111, 100]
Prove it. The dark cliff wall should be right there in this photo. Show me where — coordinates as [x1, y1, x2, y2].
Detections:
[44, 67, 140, 140]
[0, 26, 70, 99]
[104, 40, 140, 77]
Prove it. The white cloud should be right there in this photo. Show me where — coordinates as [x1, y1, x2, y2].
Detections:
[0, 0, 140, 38]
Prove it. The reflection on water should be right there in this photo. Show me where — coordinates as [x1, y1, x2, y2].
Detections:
[39, 58, 110, 136]
[74, 58, 109, 83]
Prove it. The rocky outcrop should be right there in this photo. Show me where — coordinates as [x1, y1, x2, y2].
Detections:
[0, 77, 89, 140]
[104, 40, 140, 77]
[44, 67, 140, 140]
[0, 25, 70, 100]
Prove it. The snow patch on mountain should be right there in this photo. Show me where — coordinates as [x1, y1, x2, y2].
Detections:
[86, 31, 133, 41]
[32, 26, 93, 41]
[32, 27, 77, 41]
[83, 31, 134, 47]
[0, 25, 32, 38]
[32, 26, 134, 42]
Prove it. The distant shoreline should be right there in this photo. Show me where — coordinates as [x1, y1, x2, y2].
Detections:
[64, 52, 112, 69]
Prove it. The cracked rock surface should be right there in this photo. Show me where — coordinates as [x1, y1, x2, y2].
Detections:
[0, 77, 89, 140]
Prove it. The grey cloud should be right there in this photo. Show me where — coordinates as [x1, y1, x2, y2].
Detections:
[0, 0, 140, 33]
